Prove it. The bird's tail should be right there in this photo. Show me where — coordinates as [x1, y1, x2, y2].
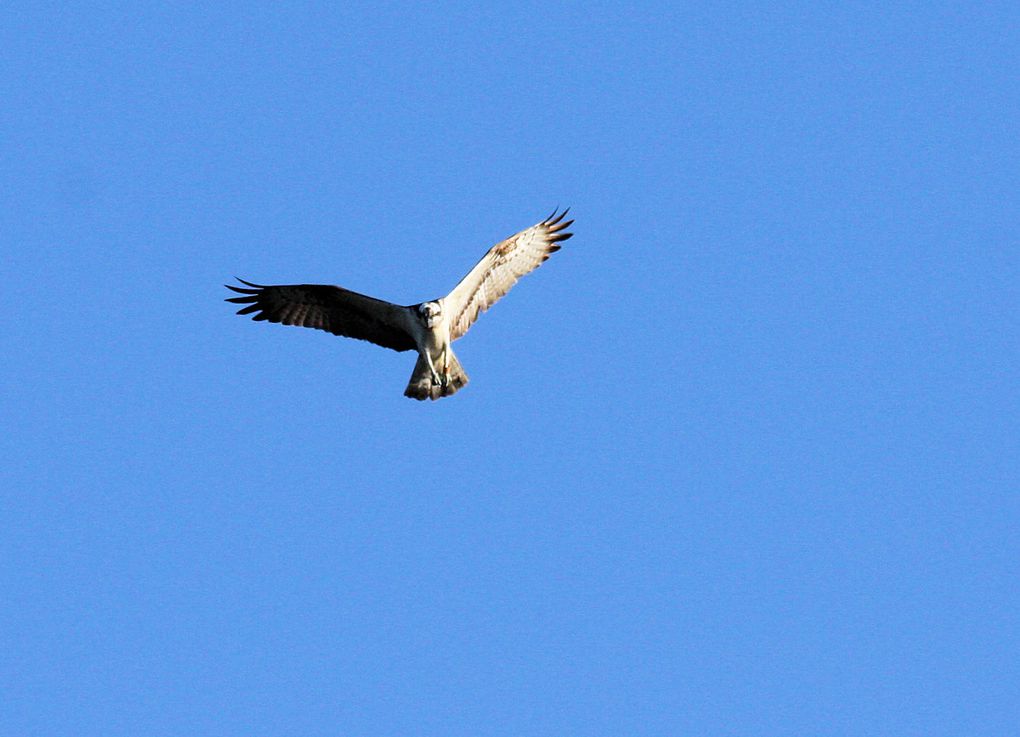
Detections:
[404, 351, 469, 401]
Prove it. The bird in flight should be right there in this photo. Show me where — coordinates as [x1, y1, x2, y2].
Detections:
[225, 209, 574, 400]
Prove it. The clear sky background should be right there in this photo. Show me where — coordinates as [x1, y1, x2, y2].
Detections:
[2, 3, 1017, 735]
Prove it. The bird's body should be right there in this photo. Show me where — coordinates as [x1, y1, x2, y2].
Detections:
[226, 209, 573, 400]
[402, 299, 468, 400]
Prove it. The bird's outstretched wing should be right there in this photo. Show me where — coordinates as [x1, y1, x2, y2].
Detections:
[444, 209, 573, 341]
[225, 279, 416, 352]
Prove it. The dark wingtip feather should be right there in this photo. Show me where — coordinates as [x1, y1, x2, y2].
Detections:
[226, 278, 265, 298]
[545, 207, 570, 226]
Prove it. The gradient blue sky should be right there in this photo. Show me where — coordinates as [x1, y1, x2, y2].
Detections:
[2, 3, 1017, 735]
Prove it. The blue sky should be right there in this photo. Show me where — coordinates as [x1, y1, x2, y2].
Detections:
[2, 2, 1017, 735]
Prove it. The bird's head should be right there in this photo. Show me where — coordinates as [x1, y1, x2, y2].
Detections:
[418, 301, 442, 328]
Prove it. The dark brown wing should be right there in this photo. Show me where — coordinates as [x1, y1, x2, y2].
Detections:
[225, 278, 416, 352]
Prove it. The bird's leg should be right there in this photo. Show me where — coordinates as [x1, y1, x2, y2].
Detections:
[440, 346, 450, 388]
[424, 350, 441, 386]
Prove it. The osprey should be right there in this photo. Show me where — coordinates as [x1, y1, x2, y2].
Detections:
[225, 209, 574, 400]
